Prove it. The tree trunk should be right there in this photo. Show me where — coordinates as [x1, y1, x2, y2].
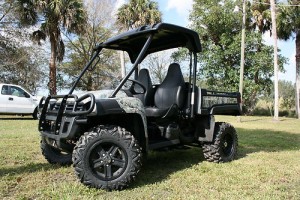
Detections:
[49, 33, 57, 95]
[120, 51, 126, 78]
[296, 33, 300, 119]
[270, 0, 279, 120]
[87, 75, 93, 91]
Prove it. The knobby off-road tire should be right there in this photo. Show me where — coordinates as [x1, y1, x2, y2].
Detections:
[40, 138, 72, 165]
[32, 108, 39, 120]
[202, 122, 238, 163]
[72, 125, 142, 190]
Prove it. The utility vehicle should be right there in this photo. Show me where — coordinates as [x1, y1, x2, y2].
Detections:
[38, 23, 241, 190]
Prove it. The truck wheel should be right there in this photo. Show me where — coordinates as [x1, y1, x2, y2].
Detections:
[41, 138, 72, 165]
[72, 125, 142, 190]
[202, 122, 238, 163]
[32, 108, 39, 120]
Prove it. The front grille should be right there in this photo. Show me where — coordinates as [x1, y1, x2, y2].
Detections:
[52, 103, 84, 112]
[39, 93, 94, 137]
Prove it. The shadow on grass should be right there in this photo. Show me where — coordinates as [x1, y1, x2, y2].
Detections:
[0, 116, 35, 120]
[236, 128, 300, 158]
[132, 146, 204, 188]
[1, 127, 299, 189]
[239, 116, 296, 122]
[0, 162, 65, 178]
[239, 118, 265, 122]
[132, 127, 300, 188]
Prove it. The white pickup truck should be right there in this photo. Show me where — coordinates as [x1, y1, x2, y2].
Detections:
[0, 83, 41, 119]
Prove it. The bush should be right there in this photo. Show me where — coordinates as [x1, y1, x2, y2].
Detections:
[279, 110, 296, 118]
[251, 99, 296, 118]
[252, 107, 272, 116]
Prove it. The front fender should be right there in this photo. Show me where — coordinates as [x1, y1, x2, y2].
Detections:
[116, 97, 148, 151]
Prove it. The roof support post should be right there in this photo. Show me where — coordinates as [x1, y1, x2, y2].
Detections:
[190, 52, 197, 118]
[68, 48, 102, 95]
[110, 34, 154, 98]
[186, 52, 193, 117]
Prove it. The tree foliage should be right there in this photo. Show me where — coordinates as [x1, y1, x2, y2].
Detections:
[116, 0, 162, 77]
[0, 43, 47, 94]
[250, 0, 271, 33]
[187, 0, 287, 112]
[0, 0, 47, 93]
[141, 51, 174, 84]
[116, 0, 162, 30]
[59, 0, 119, 91]
[15, 0, 87, 95]
[257, 80, 296, 116]
[277, 0, 300, 40]
[276, 0, 300, 118]
[278, 80, 295, 110]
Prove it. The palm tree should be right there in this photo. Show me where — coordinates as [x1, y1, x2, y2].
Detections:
[250, 0, 271, 34]
[116, 0, 162, 77]
[277, 0, 300, 118]
[250, 0, 280, 119]
[270, 0, 279, 120]
[116, 0, 161, 30]
[15, 0, 87, 95]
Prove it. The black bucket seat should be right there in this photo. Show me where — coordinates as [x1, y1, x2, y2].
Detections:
[145, 63, 185, 118]
[134, 68, 153, 106]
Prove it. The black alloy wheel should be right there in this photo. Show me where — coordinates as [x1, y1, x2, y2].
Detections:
[202, 122, 238, 163]
[89, 141, 128, 181]
[73, 125, 142, 190]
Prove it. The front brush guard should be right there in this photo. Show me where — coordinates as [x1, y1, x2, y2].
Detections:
[38, 93, 95, 135]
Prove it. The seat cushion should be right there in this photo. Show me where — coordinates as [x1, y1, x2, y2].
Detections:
[145, 107, 168, 117]
[145, 104, 179, 118]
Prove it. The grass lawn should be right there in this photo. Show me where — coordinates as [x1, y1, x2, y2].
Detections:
[0, 115, 299, 199]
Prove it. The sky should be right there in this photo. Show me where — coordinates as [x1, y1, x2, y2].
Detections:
[115, 0, 296, 83]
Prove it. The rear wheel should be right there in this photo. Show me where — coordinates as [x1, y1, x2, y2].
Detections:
[72, 125, 142, 190]
[202, 122, 238, 163]
[41, 138, 72, 165]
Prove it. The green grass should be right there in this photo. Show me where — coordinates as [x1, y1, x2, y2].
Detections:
[0, 116, 299, 199]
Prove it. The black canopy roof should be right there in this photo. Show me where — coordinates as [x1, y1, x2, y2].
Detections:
[98, 23, 202, 63]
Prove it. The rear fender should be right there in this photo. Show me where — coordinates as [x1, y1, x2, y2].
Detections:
[196, 115, 215, 142]
[209, 105, 241, 115]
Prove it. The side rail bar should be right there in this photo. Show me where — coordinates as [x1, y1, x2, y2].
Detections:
[203, 90, 241, 99]
[201, 89, 241, 110]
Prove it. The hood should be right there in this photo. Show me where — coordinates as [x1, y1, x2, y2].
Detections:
[77, 90, 127, 99]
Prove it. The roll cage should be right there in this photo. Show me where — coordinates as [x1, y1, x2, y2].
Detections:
[68, 23, 202, 118]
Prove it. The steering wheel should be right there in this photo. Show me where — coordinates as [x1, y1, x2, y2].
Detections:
[126, 79, 146, 95]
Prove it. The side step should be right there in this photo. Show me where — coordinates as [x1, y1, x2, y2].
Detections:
[149, 139, 180, 150]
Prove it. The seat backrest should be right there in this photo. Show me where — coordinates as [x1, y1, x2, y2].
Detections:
[134, 68, 153, 105]
[154, 63, 185, 109]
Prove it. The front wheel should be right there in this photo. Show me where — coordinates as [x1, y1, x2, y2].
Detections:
[41, 138, 72, 165]
[72, 125, 142, 190]
[202, 122, 238, 163]
[32, 108, 40, 120]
